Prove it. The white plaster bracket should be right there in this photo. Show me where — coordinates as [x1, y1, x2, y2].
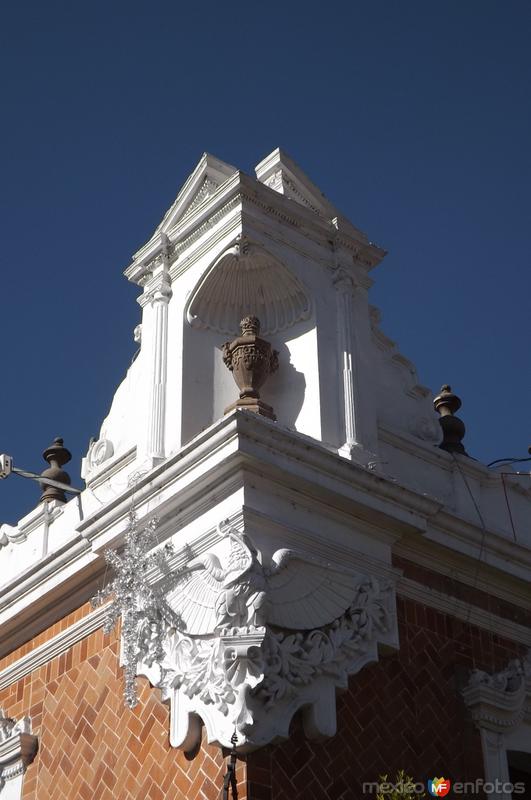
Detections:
[462, 651, 531, 800]
[0, 712, 38, 792]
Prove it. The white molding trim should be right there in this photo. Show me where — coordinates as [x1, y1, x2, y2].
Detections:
[394, 539, 531, 612]
[0, 606, 107, 691]
[398, 577, 531, 646]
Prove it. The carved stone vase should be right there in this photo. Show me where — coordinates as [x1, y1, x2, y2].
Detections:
[222, 316, 279, 420]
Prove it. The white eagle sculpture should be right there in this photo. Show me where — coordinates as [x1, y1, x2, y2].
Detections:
[161, 523, 364, 635]
[136, 521, 396, 751]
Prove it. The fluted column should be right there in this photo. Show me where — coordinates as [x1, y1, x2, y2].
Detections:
[139, 238, 173, 462]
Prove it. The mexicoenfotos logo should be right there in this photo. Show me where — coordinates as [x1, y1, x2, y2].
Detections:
[428, 778, 451, 797]
[363, 777, 526, 795]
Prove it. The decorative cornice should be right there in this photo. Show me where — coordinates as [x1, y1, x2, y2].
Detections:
[181, 176, 221, 220]
[0, 502, 63, 548]
[394, 537, 531, 612]
[1, 414, 529, 672]
[398, 577, 531, 646]
[126, 169, 383, 288]
[138, 266, 173, 308]
[462, 651, 531, 732]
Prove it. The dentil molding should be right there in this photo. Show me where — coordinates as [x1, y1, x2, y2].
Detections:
[137, 521, 398, 752]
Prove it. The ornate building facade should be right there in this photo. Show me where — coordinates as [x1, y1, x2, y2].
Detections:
[0, 149, 529, 799]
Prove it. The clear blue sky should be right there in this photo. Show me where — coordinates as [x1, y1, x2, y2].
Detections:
[1, 1, 530, 523]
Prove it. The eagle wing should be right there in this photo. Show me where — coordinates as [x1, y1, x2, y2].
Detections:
[162, 559, 222, 636]
[266, 550, 361, 630]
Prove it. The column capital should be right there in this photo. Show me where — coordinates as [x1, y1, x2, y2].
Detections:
[138, 269, 173, 308]
[331, 265, 355, 292]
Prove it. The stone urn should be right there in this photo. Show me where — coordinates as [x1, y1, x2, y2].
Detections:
[222, 316, 279, 420]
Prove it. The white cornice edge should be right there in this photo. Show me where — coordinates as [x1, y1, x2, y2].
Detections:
[398, 577, 531, 646]
[394, 538, 531, 611]
[0, 605, 107, 690]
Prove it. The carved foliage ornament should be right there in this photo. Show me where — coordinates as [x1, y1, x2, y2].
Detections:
[136, 523, 398, 752]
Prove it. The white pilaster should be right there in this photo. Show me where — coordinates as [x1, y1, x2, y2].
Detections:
[334, 270, 359, 454]
[138, 239, 173, 463]
[479, 730, 511, 800]
[333, 267, 378, 463]
[462, 652, 531, 800]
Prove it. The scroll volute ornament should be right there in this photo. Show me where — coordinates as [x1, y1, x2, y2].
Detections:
[222, 316, 279, 420]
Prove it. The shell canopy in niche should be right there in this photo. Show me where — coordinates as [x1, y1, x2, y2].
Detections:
[185, 237, 311, 335]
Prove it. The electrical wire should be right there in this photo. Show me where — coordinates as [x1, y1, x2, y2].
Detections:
[501, 473, 518, 543]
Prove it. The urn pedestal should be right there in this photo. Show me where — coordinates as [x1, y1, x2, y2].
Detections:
[222, 316, 279, 420]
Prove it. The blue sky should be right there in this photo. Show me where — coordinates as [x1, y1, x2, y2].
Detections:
[1, 0, 530, 523]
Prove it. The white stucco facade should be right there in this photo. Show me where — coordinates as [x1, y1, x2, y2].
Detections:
[0, 148, 529, 759]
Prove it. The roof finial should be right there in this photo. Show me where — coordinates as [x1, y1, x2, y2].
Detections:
[40, 437, 72, 503]
[433, 385, 468, 456]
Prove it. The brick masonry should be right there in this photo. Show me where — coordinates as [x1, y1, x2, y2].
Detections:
[0, 586, 526, 799]
[247, 594, 526, 800]
[0, 611, 247, 800]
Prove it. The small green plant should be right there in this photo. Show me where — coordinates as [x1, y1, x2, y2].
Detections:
[376, 770, 425, 800]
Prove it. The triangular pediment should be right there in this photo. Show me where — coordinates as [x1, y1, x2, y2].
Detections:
[155, 153, 238, 235]
[255, 148, 368, 242]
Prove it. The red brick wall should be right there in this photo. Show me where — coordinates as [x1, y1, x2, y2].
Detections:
[246, 595, 526, 800]
[0, 612, 247, 800]
[0, 591, 525, 799]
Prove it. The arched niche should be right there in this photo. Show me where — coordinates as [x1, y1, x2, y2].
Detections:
[180, 238, 315, 444]
[185, 236, 312, 336]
